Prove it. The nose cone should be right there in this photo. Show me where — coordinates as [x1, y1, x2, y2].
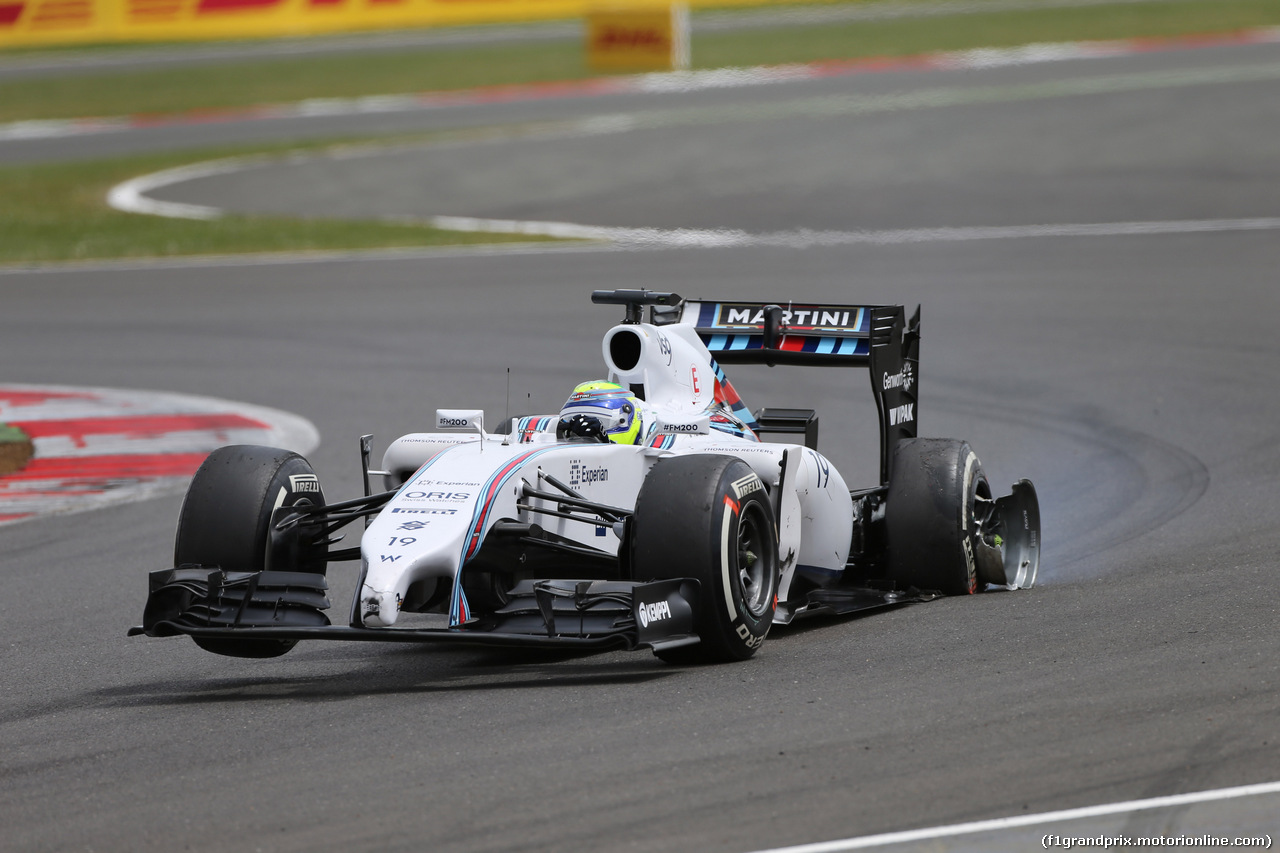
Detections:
[361, 587, 401, 627]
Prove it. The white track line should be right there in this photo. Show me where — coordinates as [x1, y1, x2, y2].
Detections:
[102, 51, 1280, 249]
[748, 780, 1280, 852]
[427, 216, 1280, 247]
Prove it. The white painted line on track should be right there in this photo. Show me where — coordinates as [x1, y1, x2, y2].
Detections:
[106, 159, 251, 220]
[746, 780, 1280, 852]
[0, 240, 621, 275]
[100, 53, 1280, 253]
[428, 216, 1280, 247]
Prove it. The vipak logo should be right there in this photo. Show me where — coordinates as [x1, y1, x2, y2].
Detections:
[888, 403, 914, 426]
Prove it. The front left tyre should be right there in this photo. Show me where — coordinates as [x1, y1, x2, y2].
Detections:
[173, 444, 328, 657]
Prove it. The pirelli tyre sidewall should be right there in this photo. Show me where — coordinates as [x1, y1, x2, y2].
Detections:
[174, 444, 327, 658]
[632, 454, 779, 663]
[885, 438, 990, 596]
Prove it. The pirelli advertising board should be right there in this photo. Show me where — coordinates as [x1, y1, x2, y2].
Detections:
[0, 0, 748, 49]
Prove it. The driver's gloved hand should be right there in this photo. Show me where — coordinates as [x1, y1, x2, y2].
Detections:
[557, 413, 609, 442]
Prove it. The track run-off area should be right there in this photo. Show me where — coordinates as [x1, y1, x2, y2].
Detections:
[1, 21, 1278, 853]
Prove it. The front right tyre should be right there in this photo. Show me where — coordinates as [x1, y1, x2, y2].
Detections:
[632, 455, 779, 663]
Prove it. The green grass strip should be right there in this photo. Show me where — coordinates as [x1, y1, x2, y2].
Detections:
[2, 0, 1279, 122]
[694, 0, 1280, 68]
[0, 141, 561, 264]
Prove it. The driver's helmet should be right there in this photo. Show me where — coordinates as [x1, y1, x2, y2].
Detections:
[559, 380, 643, 445]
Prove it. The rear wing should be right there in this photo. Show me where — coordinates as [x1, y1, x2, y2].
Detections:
[674, 299, 919, 484]
[590, 291, 920, 486]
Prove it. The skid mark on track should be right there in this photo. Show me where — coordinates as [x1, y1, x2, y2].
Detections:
[931, 391, 1211, 578]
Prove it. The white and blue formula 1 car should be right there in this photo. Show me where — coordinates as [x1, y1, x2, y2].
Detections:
[131, 290, 1040, 663]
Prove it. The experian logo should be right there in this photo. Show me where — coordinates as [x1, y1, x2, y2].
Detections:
[569, 462, 609, 487]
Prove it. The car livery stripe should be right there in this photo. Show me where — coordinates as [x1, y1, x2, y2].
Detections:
[703, 333, 871, 357]
[450, 445, 560, 627]
[649, 433, 676, 450]
[397, 442, 462, 497]
[697, 302, 718, 328]
[779, 335, 806, 352]
[517, 415, 556, 443]
[708, 356, 760, 435]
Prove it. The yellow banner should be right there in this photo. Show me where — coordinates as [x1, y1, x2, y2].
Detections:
[586, 3, 688, 72]
[0, 0, 777, 48]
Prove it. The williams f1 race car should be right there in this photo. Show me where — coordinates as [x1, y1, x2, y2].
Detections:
[131, 289, 1040, 663]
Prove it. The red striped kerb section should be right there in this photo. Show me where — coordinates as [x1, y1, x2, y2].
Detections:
[0, 384, 318, 525]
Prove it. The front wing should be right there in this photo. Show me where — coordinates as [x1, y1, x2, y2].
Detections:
[128, 567, 701, 653]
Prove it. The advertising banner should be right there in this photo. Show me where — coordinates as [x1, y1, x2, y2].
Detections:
[0, 0, 762, 48]
[586, 2, 688, 72]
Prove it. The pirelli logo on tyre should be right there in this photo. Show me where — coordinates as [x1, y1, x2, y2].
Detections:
[729, 472, 764, 500]
[289, 474, 321, 493]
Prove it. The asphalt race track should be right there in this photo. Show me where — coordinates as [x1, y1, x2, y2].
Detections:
[2, 35, 1278, 853]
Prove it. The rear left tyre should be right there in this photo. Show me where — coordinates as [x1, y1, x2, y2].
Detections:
[884, 438, 990, 595]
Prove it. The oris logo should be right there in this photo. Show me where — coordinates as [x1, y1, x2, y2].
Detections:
[637, 600, 672, 628]
[882, 364, 914, 393]
[404, 491, 471, 501]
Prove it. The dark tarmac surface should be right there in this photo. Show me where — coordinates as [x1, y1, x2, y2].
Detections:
[1, 34, 1277, 853]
